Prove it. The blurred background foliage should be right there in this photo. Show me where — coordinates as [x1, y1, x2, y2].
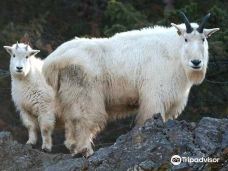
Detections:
[0, 0, 227, 147]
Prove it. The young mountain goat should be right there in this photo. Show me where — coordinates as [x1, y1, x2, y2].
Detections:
[4, 43, 57, 151]
[42, 13, 219, 156]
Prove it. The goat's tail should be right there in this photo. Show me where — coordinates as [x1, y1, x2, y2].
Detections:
[42, 53, 73, 92]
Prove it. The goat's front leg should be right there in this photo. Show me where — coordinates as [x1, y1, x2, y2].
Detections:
[38, 111, 55, 152]
[137, 92, 166, 125]
[165, 98, 188, 121]
[20, 110, 38, 145]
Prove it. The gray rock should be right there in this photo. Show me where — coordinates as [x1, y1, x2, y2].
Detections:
[0, 114, 227, 171]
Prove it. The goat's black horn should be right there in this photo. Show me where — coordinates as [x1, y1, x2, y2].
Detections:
[197, 13, 211, 33]
[180, 12, 193, 33]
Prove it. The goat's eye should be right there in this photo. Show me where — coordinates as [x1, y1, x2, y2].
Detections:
[26, 56, 29, 59]
[13, 54, 15, 58]
[202, 38, 205, 42]
[185, 38, 188, 42]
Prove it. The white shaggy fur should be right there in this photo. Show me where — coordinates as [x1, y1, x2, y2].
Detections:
[42, 22, 219, 156]
[4, 43, 57, 151]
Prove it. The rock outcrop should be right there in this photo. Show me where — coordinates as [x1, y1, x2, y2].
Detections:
[0, 114, 227, 171]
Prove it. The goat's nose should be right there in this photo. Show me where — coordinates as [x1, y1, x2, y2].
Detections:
[16, 66, 23, 70]
[191, 60, 201, 66]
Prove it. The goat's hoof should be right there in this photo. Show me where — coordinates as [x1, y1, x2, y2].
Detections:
[68, 144, 77, 154]
[72, 153, 82, 158]
[26, 140, 36, 145]
[26, 140, 36, 148]
[71, 148, 91, 158]
[70, 147, 94, 158]
[81, 148, 94, 158]
[42, 144, 52, 153]
[71, 149, 82, 158]
[64, 140, 77, 151]
[42, 148, 51, 153]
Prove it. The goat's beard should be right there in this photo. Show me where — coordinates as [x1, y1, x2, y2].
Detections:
[11, 69, 29, 80]
[186, 68, 206, 85]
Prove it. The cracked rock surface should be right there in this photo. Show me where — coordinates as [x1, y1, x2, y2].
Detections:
[0, 114, 227, 171]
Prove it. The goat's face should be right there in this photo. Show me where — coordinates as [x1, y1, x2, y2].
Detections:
[171, 13, 219, 84]
[4, 43, 40, 78]
[180, 26, 208, 71]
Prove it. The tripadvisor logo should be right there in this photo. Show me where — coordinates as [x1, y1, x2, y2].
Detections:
[170, 155, 219, 165]
[171, 155, 181, 165]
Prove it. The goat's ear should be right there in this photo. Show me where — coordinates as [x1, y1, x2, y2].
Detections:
[171, 23, 185, 36]
[3, 46, 13, 55]
[203, 28, 220, 38]
[29, 49, 40, 56]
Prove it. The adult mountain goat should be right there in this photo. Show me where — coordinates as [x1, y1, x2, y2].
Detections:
[4, 43, 57, 151]
[42, 13, 219, 156]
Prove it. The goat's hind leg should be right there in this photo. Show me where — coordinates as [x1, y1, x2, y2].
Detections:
[63, 117, 94, 157]
[71, 121, 94, 157]
[72, 112, 107, 157]
[64, 119, 77, 153]
[38, 111, 55, 152]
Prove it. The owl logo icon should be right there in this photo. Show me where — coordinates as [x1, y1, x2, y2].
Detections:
[171, 155, 181, 165]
